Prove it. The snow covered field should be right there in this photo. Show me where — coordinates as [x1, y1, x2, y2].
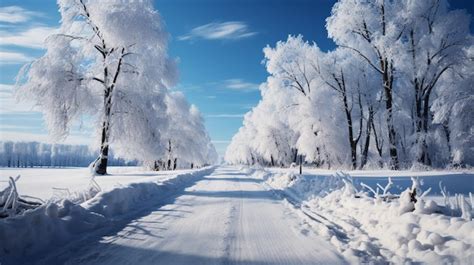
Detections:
[0, 166, 216, 264]
[0, 167, 195, 201]
[1, 165, 473, 264]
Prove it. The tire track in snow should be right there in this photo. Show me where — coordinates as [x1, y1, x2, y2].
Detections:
[37, 166, 346, 265]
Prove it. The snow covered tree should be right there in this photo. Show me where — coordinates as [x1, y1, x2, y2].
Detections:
[327, 0, 405, 169]
[227, 0, 472, 170]
[432, 45, 474, 167]
[160, 92, 217, 169]
[315, 48, 365, 169]
[16, 0, 177, 174]
[397, 0, 471, 166]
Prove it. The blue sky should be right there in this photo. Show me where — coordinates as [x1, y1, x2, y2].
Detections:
[0, 0, 472, 157]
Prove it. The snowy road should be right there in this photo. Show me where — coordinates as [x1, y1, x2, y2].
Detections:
[39, 166, 346, 265]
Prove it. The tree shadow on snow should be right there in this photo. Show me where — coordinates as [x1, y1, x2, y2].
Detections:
[24, 175, 207, 265]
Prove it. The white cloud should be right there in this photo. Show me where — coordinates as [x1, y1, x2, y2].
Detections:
[0, 51, 34, 64]
[223, 79, 259, 91]
[206, 114, 244, 118]
[0, 84, 13, 93]
[179, 21, 256, 41]
[0, 131, 92, 145]
[0, 83, 37, 113]
[0, 6, 43, 24]
[0, 26, 58, 49]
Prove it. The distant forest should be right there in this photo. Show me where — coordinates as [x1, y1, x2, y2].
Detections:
[0, 141, 136, 168]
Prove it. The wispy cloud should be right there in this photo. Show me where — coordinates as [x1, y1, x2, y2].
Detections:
[0, 26, 58, 49]
[223, 79, 260, 91]
[0, 84, 13, 93]
[206, 114, 244, 118]
[0, 6, 43, 24]
[0, 51, 34, 64]
[179, 21, 256, 41]
[0, 131, 92, 145]
[0, 83, 37, 113]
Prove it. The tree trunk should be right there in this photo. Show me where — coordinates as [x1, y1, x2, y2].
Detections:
[360, 106, 374, 169]
[292, 148, 298, 164]
[419, 93, 432, 165]
[93, 45, 125, 175]
[343, 94, 357, 169]
[382, 59, 399, 169]
[95, 123, 110, 175]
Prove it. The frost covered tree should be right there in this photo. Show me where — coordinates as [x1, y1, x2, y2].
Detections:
[227, 36, 348, 168]
[432, 45, 474, 167]
[315, 48, 365, 169]
[16, 0, 177, 174]
[261, 36, 333, 166]
[396, 0, 471, 166]
[226, 0, 472, 169]
[159, 92, 217, 169]
[327, 0, 405, 169]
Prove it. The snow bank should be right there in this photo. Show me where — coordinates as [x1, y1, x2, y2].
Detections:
[0, 166, 215, 264]
[260, 169, 474, 264]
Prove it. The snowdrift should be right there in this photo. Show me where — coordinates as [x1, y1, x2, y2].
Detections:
[0, 166, 215, 264]
[258, 168, 474, 264]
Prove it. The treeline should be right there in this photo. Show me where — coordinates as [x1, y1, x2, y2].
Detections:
[226, 0, 473, 169]
[0, 141, 135, 168]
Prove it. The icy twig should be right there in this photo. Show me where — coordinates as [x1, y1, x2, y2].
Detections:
[361, 182, 378, 197]
[419, 187, 431, 199]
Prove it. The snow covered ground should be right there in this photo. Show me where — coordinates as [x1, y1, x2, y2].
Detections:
[260, 167, 474, 264]
[267, 167, 474, 204]
[0, 167, 195, 201]
[0, 166, 215, 264]
[1, 165, 473, 264]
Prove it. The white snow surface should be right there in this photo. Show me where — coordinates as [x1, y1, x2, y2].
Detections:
[1, 166, 346, 265]
[0, 167, 193, 201]
[0, 166, 216, 264]
[1, 165, 473, 264]
[260, 167, 474, 264]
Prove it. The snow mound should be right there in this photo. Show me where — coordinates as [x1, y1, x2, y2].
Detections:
[262, 169, 474, 264]
[263, 170, 346, 200]
[0, 166, 215, 264]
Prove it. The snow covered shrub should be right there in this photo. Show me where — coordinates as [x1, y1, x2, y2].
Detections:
[50, 176, 102, 204]
[0, 176, 43, 218]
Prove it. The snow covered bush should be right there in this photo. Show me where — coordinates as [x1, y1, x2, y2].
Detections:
[0, 176, 43, 218]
